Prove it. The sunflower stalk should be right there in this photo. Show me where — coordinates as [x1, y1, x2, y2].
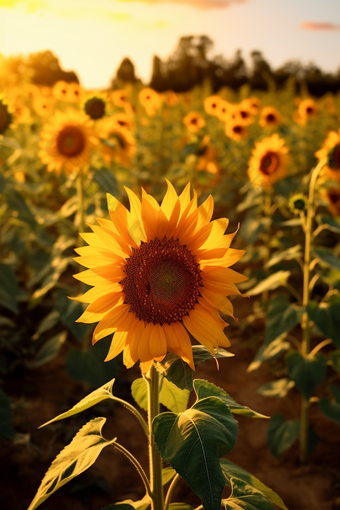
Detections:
[299, 158, 325, 463]
[145, 364, 164, 510]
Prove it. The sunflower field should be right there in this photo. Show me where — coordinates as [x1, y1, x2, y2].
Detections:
[1, 76, 340, 510]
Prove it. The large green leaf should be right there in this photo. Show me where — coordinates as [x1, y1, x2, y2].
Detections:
[157, 346, 233, 391]
[30, 331, 67, 368]
[109, 495, 151, 510]
[256, 378, 295, 399]
[40, 379, 116, 427]
[318, 216, 340, 234]
[247, 271, 291, 297]
[265, 296, 303, 344]
[0, 389, 15, 439]
[267, 414, 300, 458]
[28, 417, 117, 510]
[319, 398, 340, 425]
[265, 245, 302, 268]
[286, 351, 327, 401]
[220, 459, 288, 510]
[153, 397, 238, 510]
[247, 336, 290, 373]
[6, 188, 36, 226]
[312, 248, 340, 271]
[0, 263, 19, 314]
[131, 377, 190, 414]
[222, 478, 277, 510]
[193, 379, 268, 419]
[307, 296, 340, 347]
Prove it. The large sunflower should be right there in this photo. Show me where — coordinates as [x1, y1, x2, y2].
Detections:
[315, 129, 340, 183]
[73, 181, 246, 373]
[248, 134, 290, 188]
[38, 109, 97, 175]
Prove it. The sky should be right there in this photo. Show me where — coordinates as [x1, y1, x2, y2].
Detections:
[0, 0, 339, 89]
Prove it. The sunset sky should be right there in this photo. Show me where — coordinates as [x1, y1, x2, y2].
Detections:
[0, 0, 339, 89]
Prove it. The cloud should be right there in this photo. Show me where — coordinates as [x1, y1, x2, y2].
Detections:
[300, 21, 340, 31]
[116, 0, 248, 10]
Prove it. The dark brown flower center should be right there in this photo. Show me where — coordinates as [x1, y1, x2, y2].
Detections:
[56, 126, 86, 157]
[121, 237, 202, 325]
[240, 110, 249, 119]
[233, 125, 242, 134]
[306, 106, 314, 115]
[260, 151, 279, 175]
[329, 144, 340, 170]
[86, 98, 105, 119]
[211, 103, 216, 109]
[191, 117, 198, 125]
[328, 192, 340, 204]
[0, 103, 9, 132]
[266, 113, 276, 123]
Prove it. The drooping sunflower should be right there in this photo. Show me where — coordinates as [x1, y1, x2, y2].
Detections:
[183, 111, 206, 132]
[315, 129, 340, 183]
[225, 121, 249, 142]
[138, 87, 161, 116]
[73, 181, 246, 373]
[248, 134, 290, 188]
[38, 109, 98, 175]
[0, 96, 15, 135]
[259, 106, 282, 128]
[97, 116, 136, 167]
[204, 95, 221, 117]
[83, 93, 108, 120]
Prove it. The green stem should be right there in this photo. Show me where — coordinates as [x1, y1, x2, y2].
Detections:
[164, 474, 180, 510]
[299, 158, 325, 463]
[112, 442, 151, 496]
[145, 364, 164, 510]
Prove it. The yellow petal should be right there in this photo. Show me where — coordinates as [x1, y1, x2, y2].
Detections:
[149, 323, 167, 359]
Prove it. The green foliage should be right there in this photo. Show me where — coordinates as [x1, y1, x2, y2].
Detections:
[307, 296, 340, 348]
[265, 295, 303, 344]
[312, 248, 340, 271]
[247, 271, 291, 297]
[0, 388, 15, 439]
[319, 385, 340, 425]
[267, 414, 300, 458]
[257, 378, 295, 399]
[153, 397, 238, 510]
[265, 245, 302, 268]
[131, 376, 190, 413]
[28, 417, 117, 510]
[248, 336, 290, 373]
[286, 351, 327, 401]
[0, 263, 20, 314]
[30, 331, 67, 368]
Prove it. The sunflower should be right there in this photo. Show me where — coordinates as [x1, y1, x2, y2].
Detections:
[138, 87, 161, 116]
[38, 109, 97, 175]
[259, 106, 282, 128]
[53, 81, 81, 102]
[228, 102, 254, 125]
[315, 129, 340, 183]
[295, 98, 318, 124]
[204, 95, 221, 117]
[0, 96, 14, 135]
[320, 185, 340, 216]
[248, 134, 290, 188]
[183, 111, 206, 132]
[225, 121, 248, 141]
[97, 116, 135, 167]
[73, 181, 246, 373]
[111, 89, 129, 108]
[32, 95, 55, 117]
[216, 100, 230, 122]
[83, 93, 108, 120]
[163, 90, 178, 106]
[246, 97, 262, 115]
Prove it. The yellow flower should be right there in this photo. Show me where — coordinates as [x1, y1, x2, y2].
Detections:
[320, 185, 340, 217]
[228, 101, 254, 125]
[204, 95, 221, 117]
[163, 91, 178, 106]
[111, 89, 129, 108]
[216, 100, 230, 122]
[183, 111, 206, 132]
[53, 81, 81, 102]
[0, 96, 15, 135]
[248, 134, 290, 188]
[315, 129, 340, 183]
[38, 109, 97, 175]
[246, 97, 262, 115]
[73, 181, 246, 373]
[225, 121, 248, 141]
[138, 87, 161, 116]
[195, 135, 219, 175]
[32, 95, 55, 117]
[97, 116, 135, 167]
[259, 106, 282, 128]
[295, 98, 318, 124]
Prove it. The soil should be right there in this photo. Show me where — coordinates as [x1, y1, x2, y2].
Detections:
[1, 307, 340, 510]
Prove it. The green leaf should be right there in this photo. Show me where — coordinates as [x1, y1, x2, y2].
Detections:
[265, 245, 302, 268]
[329, 384, 340, 401]
[131, 377, 190, 413]
[312, 248, 340, 271]
[0, 389, 15, 439]
[32, 310, 60, 340]
[194, 379, 268, 419]
[220, 459, 288, 510]
[153, 397, 238, 510]
[331, 351, 340, 372]
[265, 296, 303, 344]
[40, 379, 116, 428]
[248, 336, 290, 372]
[247, 271, 291, 297]
[256, 378, 295, 399]
[30, 331, 67, 368]
[162, 467, 176, 486]
[110, 495, 151, 510]
[307, 296, 340, 347]
[319, 398, 340, 425]
[28, 417, 117, 510]
[286, 351, 327, 400]
[267, 414, 300, 458]
[318, 216, 340, 234]
[0, 263, 19, 314]
[101, 505, 135, 510]
[222, 478, 277, 510]
[280, 218, 302, 227]
[6, 188, 36, 226]
[157, 346, 233, 391]
[66, 338, 118, 389]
